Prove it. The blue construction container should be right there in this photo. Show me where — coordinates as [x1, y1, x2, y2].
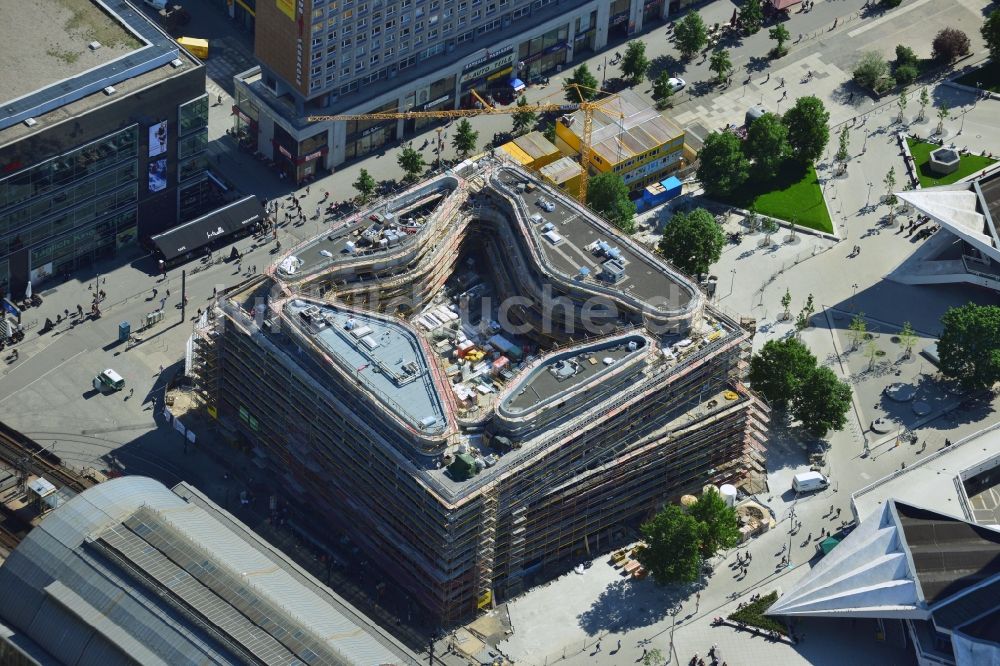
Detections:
[660, 176, 683, 200]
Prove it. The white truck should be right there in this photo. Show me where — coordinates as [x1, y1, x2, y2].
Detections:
[792, 471, 829, 493]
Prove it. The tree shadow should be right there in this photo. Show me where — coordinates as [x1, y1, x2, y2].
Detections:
[577, 577, 691, 634]
[648, 54, 686, 79]
[746, 55, 770, 73]
[688, 79, 718, 98]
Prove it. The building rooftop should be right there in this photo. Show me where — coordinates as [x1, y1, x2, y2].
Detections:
[281, 174, 459, 279]
[0, 476, 418, 665]
[0, 0, 191, 137]
[285, 299, 448, 435]
[492, 167, 697, 312]
[511, 131, 559, 162]
[500, 333, 648, 415]
[564, 89, 685, 167]
[539, 156, 583, 186]
[852, 425, 1000, 527]
[0, 0, 140, 103]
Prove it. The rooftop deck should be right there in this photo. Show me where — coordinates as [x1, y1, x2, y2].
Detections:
[492, 167, 698, 314]
[278, 174, 459, 279]
[284, 299, 448, 435]
[501, 333, 648, 415]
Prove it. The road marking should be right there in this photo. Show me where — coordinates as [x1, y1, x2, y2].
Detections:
[848, 0, 935, 38]
[0, 348, 88, 404]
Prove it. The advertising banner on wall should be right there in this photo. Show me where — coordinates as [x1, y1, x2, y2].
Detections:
[149, 121, 168, 157]
[148, 158, 167, 192]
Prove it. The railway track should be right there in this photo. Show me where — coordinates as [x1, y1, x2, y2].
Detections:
[0, 522, 22, 552]
[0, 422, 90, 494]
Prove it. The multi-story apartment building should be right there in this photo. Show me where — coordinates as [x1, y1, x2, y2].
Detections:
[0, 0, 210, 296]
[233, 0, 698, 179]
[191, 159, 768, 625]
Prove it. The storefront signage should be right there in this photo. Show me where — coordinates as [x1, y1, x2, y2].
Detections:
[574, 27, 595, 41]
[304, 150, 323, 161]
[611, 12, 628, 25]
[423, 95, 451, 109]
[487, 67, 513, 81]
[362, 125, 385, 137]
[462, 44, 514, 72]
[460, 53, 515, 84]
[544, 42, 568, 55]
[277, 144, 293, 159]
[236, 109, 255, 126]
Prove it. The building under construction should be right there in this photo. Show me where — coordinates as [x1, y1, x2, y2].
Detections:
[190, 159, 768, 625]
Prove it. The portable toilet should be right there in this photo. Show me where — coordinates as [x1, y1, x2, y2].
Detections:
[118, 321, 131, 343]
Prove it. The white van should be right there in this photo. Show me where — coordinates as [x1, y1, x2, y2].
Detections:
[93, 369, 125, 393]
[792, 471, 829, 493]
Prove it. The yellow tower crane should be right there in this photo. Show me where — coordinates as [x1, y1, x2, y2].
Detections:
[307, 84, 616, 204]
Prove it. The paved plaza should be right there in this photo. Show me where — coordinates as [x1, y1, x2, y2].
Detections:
[3, 0, 1000, 663]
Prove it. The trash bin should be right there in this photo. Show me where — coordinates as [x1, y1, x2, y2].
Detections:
[118, 321, 130, 343]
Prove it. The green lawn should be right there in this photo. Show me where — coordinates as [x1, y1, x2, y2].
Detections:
[720, 161, 833, 234]
[954, 59, 1000, 94]
[906, 138, 997, 188]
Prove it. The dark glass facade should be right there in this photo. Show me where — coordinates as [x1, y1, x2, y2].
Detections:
[0, 64, 205, 295]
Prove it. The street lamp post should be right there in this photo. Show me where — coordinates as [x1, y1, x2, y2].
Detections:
[786, 504, 797, 568]
[959, 109, 967, 135]
[851, 282, 859, 312]
[866, 182, 874, 206]
[668, 607, 680, 664]
[729, 268, 737, 298]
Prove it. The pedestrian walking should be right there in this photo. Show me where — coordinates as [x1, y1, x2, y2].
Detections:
[166, 289, 170, 297]
[616, 639, 621, 651]
[159, 364, 164, 374]
[217, 93, 222, 105]
[806, 532, 812, 541]
[129, 388, 134, 397]
[836, 508, 842, 518]
[748, 551, 752, 562]
[765, 72, 770, 83]
[595, 641, 601, 653]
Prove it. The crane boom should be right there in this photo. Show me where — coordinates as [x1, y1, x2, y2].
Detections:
[305, 84, 614, 202]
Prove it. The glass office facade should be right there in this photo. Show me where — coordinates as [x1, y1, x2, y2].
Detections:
[176, 94, 214, 221]
[0, 126, 141, 291]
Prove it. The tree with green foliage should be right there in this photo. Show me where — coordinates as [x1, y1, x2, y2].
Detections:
[769, 23, 790, 57]
[658, 208, 726, 276]
[896, 88, 908, 123]
[651, 71, 676, 109]
[936, 103, 951, 135]
[805, 293, 815, 317]
[865, 338, 880, 371]
[762, 217, 779, 244]
[642, 648, 666, 666]
[792, 366, 853, 437]
[783, 96, 830, 163]
[745, 112, 789, 179]
[893, 44, 919, 85]
[696, 131, 750, 197]
[883, 166, 898, 210]
[918, 87, 930, 121]
[835, 125, 850, 164]
[511, 96, 537, 135]
[564, 65, 599, 101]
[397, 146, 426, 181]
[747, 337, 818, 408]
[932, 27, 971, 62]
[983, 9, 1000, 61]
[621, 40, 650, 84]
[795, 310, 809, 336]
[674, 12, 708, 59]
[709, 49, 733, 84]
[637, 505, 703, 585]
[451, 119, 478, 159]
[353, 168, 376, 203]
[739, 0, 764, 35]
[899, 321, 918, 359]
[853, 51, 889, 90]
[781, 288, 792, 320]
[541, 121, 556, 144]
[938, 303, 1000, 389]
[688, 489, 741, 558]
[586, 171, 636, 233]
[849, 312, 868, 351]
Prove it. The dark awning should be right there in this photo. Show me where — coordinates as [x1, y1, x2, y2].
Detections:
[152, 195, 264, 261]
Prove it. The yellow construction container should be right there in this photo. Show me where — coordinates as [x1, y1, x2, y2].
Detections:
[177, 37, 209, 59]
[499, 142, 533, 167]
